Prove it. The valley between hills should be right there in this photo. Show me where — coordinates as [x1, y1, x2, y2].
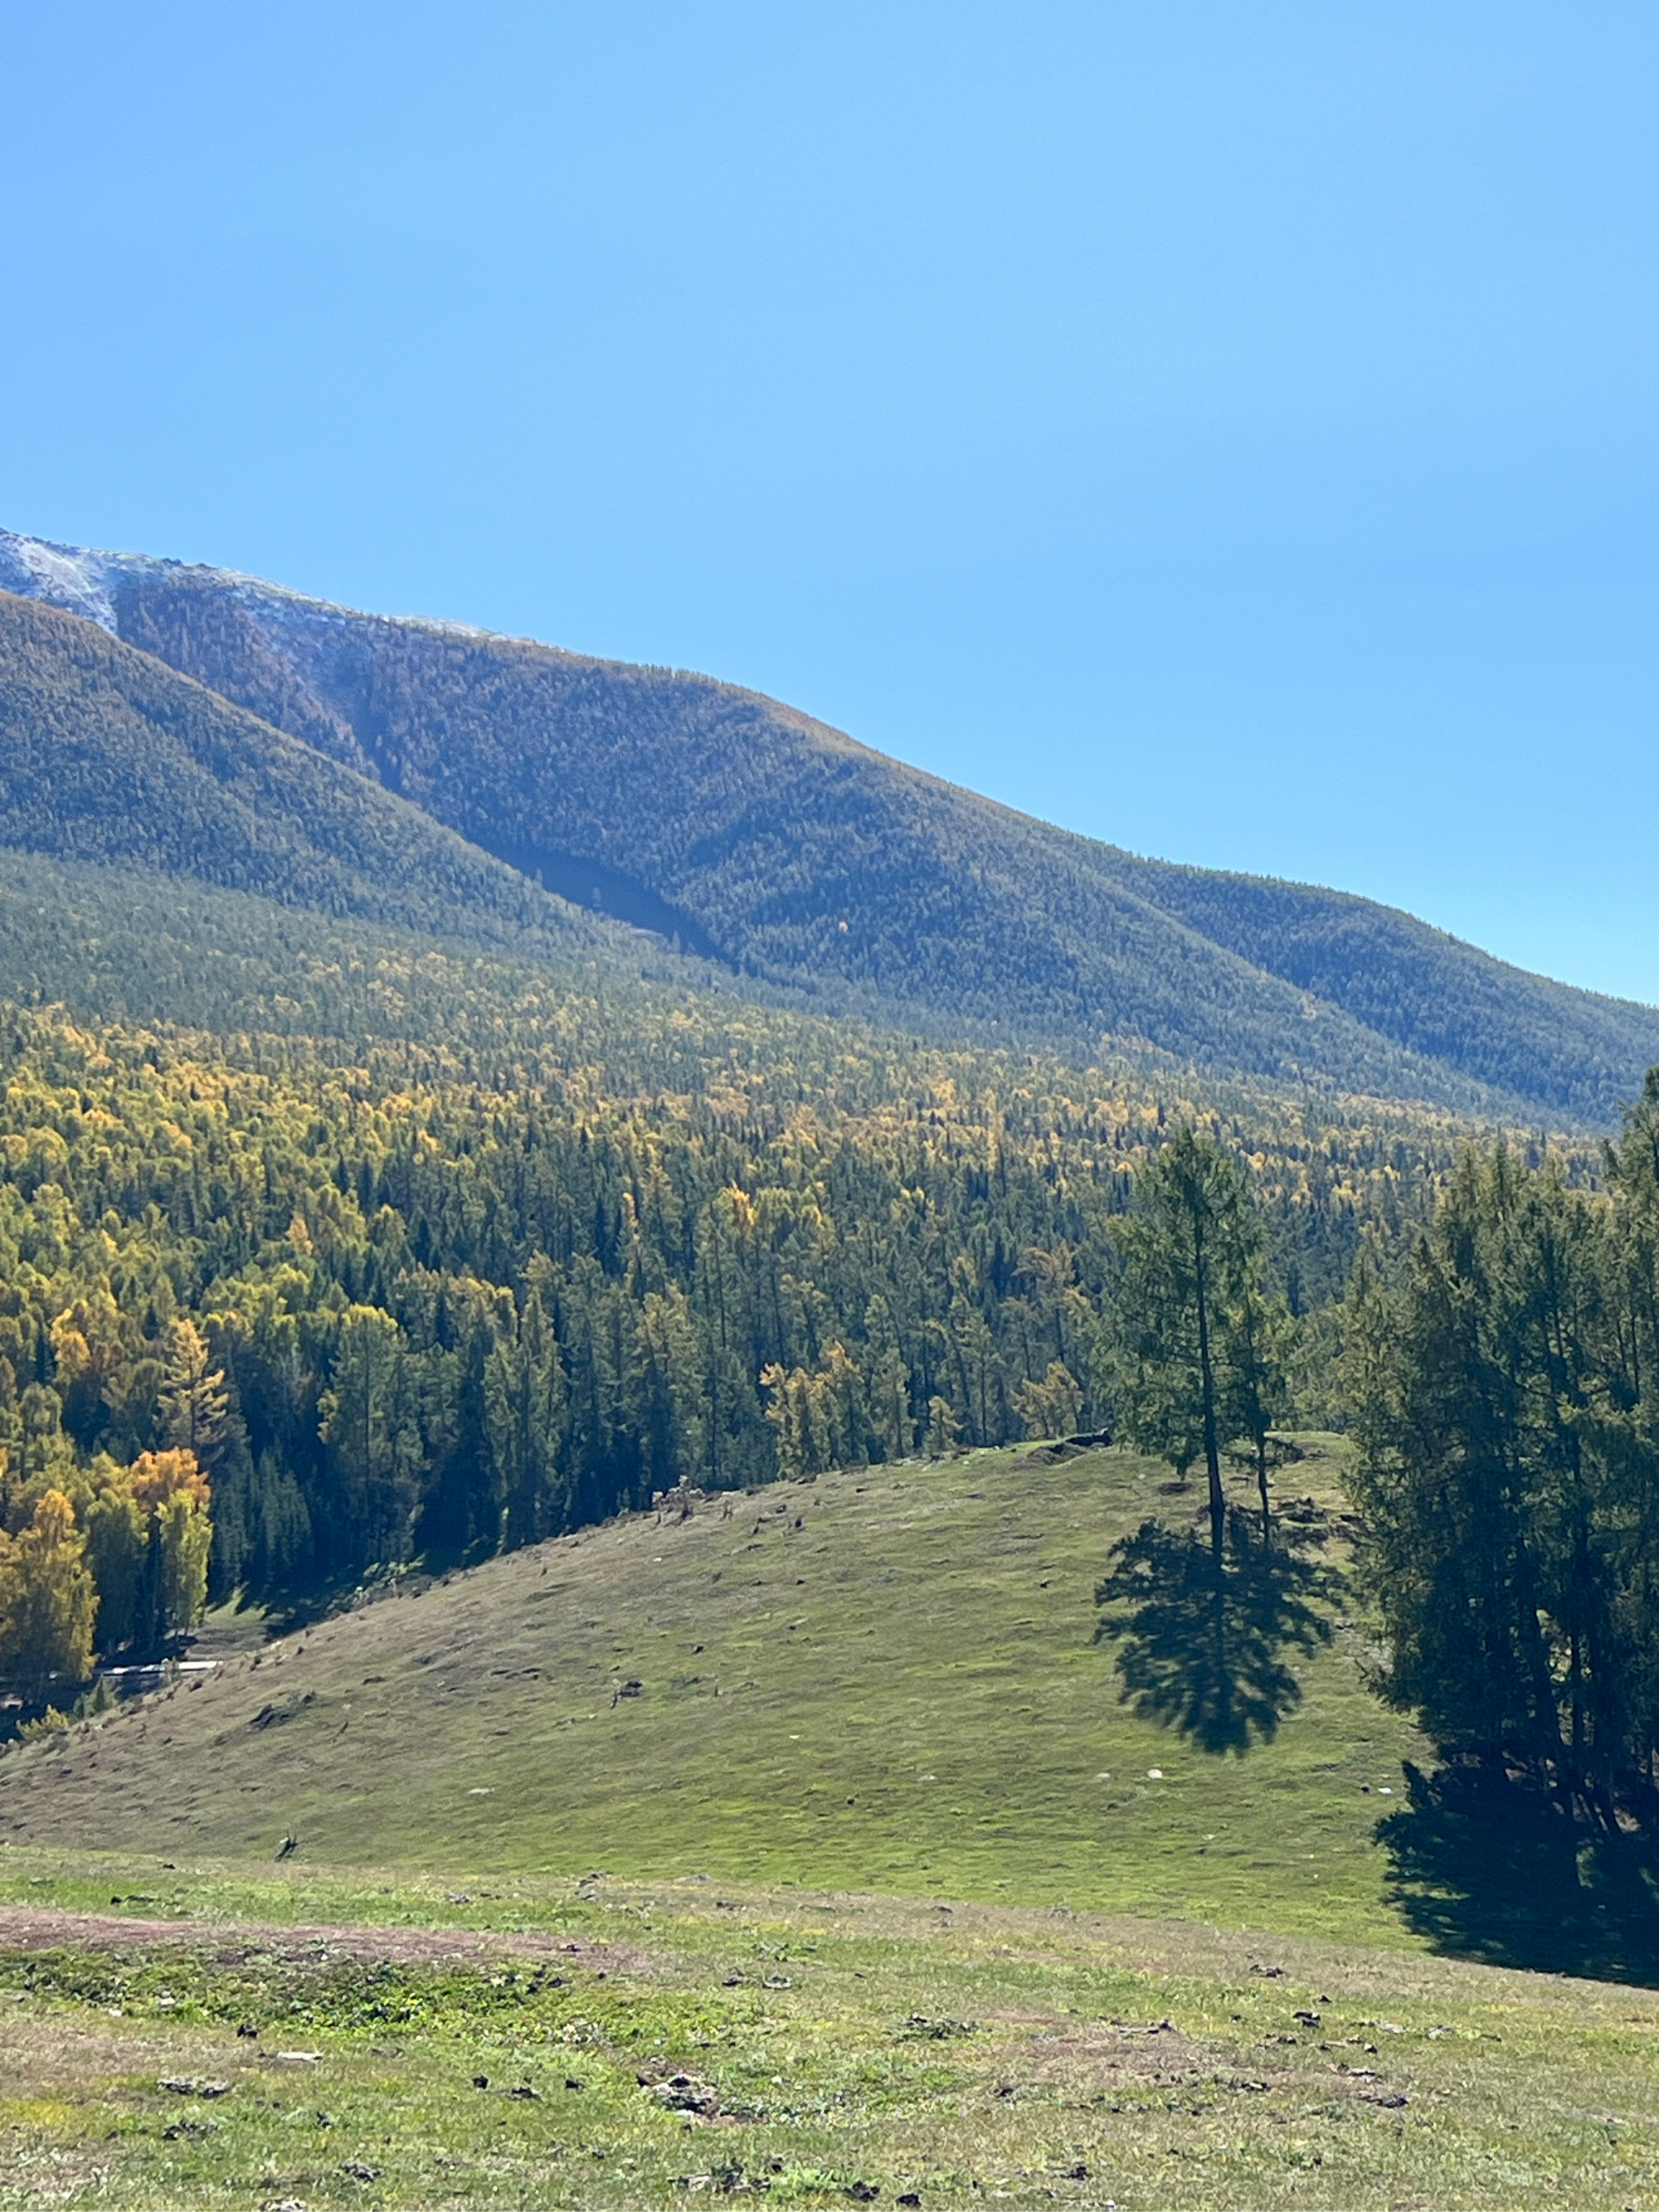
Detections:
[1, 530, 1658, 2207]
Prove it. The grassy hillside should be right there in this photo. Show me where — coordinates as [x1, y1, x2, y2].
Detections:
[7, 531, 1657, 1119]
[0, 1441, 1428, 1951]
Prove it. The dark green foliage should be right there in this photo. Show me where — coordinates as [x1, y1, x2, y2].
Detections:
[7, 537, 1657, 1118]
[1111, 1128, 1295, 1550]
[0, 591, 615, 958]
[1097, 1134, 1332, 1755]
[1347, 1082, 1659, 1820]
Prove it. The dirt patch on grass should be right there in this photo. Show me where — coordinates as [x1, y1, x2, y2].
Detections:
[0, 1904, 645, 1974]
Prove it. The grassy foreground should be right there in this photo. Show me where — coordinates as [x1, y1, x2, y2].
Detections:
[2, 1850, 1658, 2210]
[0, 1442, 1424, 1947]
[3, 1444, 1657, 2205]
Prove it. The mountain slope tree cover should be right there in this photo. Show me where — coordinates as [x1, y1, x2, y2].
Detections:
[0, 590, 625, 962]
[4, 529, 1658, 1121]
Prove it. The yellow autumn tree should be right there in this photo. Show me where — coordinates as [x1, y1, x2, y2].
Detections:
[81, 1450, 212, 1656]
[130, 1450, 212, 1646]
[0, 1489, 97, 1698]
[1013, 1359, 1085, 1441]
[761, 1363, 830, 1480]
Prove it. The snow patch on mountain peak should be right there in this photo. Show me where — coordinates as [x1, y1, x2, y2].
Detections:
[0, 531, 134, 631]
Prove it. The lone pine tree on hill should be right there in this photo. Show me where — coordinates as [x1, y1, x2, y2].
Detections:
[1112, 1126, 1293, 1554]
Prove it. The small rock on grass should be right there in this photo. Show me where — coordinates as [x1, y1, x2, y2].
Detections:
[341, 2163, 383, 2182]
[160, 2076, 231, 2098]
[643, 2071, 721, 2116]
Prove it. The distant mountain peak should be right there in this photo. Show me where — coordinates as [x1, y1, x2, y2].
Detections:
[0, 527, 512, 649]
[4, 525, 1657, 1120]
[0, 527, 138, 631]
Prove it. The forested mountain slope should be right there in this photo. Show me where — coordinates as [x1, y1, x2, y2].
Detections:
[5, 528, 1657, 1121]
[0, 591, 611, 959]
[0, 938, 1484, 1611]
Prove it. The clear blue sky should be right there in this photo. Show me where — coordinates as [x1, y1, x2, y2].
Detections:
[3, 4, 1656, 999]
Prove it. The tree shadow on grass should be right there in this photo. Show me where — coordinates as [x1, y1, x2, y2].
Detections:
[1378, 1761, 1659, 1986]
[1095, 1505, 1342, 1755]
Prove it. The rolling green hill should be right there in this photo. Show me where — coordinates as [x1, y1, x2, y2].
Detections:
[0, 1441, 1428, 1952]
[5, 527, 1657, 1121]
[5, 1439, 1659, 2208]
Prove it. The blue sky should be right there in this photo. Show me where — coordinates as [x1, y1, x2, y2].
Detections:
[3, 3, 1657, 999]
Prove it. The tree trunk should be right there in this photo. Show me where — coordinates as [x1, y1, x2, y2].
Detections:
[1193, 1216, 1224, 1569]
[1256, 1435, 1272, 1542]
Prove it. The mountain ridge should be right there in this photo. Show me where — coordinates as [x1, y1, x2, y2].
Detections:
[0, 587, 617, 960]
[4, 526, 1655, 1122]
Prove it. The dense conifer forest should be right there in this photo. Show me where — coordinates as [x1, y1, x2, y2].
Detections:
[0, 926, 1488, 1670]
[0, 591, 613, 956]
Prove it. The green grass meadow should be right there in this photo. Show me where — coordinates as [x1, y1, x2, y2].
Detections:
[0, 1443, 1422, 1942]
[3, 1855, 1659, 2210]
[3, 1443, 1657, 2206]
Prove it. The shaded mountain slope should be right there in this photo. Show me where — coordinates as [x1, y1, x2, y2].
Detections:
[1101, 854, 1659, 1120]
[6, 529, 1657, 1120]
[0, 590, 612, 960]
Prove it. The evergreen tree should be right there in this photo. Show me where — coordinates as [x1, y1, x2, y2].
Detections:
[1113, 1128, 1262, 1562]
[82, 1463, 148, 1655]
[1224, 1276, 1297, 1534]
[319, 1306, 424, 1573]
[484, 1273, 568, 1548]
[1345, 1143, 1642, 1807]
